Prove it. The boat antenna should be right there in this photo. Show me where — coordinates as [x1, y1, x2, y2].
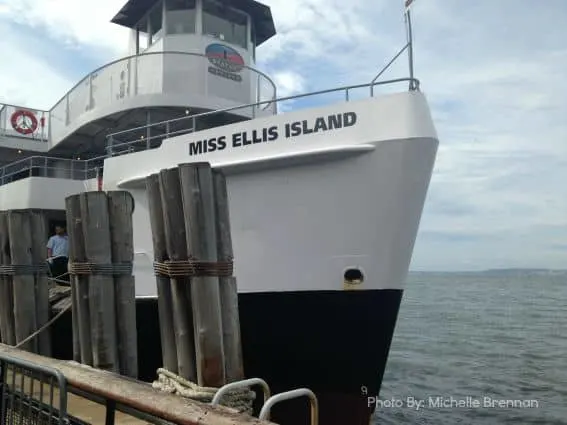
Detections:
[404, 0, 416, 90]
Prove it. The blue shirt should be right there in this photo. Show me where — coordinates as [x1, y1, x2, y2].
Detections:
[47, 234, 69, 258]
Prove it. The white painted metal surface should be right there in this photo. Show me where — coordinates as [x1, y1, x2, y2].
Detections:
[101, 92, 438, 295]
[48, 52, 276, 147]
[0, 178, 97, 210]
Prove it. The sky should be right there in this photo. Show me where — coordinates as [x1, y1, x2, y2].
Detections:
[0, 0, 565, 271]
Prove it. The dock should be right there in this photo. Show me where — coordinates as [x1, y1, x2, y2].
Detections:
[0, 343, 271, 425]
[0, 284, 281, 425]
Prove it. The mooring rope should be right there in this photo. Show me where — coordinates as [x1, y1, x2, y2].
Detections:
[14, 304, 71, 349]
[48, 271, 72, 286]
[152, 368, 256, 414]
[12, 271, 71, 349]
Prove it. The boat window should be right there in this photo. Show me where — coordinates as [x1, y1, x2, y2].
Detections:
[250, 20, 256, 61]
[202, 0, 248, 49]
[149, 4, 164, 44]
[165, 0, 196, 34]
[137, 20, 149, 51]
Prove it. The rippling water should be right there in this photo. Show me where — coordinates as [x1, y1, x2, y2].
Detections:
[376, 272, 567, 424]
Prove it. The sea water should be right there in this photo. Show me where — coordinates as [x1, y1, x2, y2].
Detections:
[375, 272, 567, 424]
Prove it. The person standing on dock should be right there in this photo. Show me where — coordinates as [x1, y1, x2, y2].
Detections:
[46, 224, 70, 285]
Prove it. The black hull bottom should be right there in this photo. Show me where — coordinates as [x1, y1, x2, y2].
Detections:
[51, 289, 404, 425]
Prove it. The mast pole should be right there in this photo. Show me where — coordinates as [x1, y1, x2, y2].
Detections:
[405, 0, 416, 90]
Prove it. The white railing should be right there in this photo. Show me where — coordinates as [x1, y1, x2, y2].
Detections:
[106, 77, 420, 155]
[49, 52, 277, 142]
[0, 156, 103, 186]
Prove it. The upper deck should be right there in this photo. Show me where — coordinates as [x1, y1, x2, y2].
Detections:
[0, 0, 279, 158]
[0, 51, 276, 156]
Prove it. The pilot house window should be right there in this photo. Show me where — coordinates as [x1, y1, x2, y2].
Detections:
[202, 0, 248, 49]
[137, 20, 149, 51]
[166, 0, 196, 34]
[149, 5, 163, 43]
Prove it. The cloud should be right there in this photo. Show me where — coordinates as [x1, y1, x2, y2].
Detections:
[272, 71, 305, 97]
[269, 71, 306, 111]
[0, 0, 565, 270]
[0, 0, 127, 54]
[0, 22, 74, 109]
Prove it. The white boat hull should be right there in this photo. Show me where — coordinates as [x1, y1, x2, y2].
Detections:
[102, 91, 438, 297]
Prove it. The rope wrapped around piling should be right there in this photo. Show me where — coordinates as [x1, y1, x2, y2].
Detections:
[0, 264, 49, 275]
[153, 256, 233, 278]
[152, 368, 255, 414]
[67, 262, 133, 276]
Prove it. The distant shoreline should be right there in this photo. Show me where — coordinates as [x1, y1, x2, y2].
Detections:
[409, 268, 567, 276]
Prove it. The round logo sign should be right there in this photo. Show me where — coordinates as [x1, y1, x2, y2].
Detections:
[205, 43, 244, 74]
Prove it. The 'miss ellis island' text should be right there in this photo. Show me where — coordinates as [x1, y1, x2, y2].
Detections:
[188, 112, 357, 156]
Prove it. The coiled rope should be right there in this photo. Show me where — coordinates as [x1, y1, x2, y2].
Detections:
[152, 368, 256, 414]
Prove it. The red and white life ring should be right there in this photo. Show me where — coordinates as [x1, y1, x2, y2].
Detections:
[10, 109, 38, 135]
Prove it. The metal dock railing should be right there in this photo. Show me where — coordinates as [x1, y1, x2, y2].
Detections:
[0, 345, 320, 425]
[0, 345, 278, 425]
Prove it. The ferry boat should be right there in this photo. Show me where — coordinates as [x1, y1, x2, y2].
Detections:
[0, 0, 438, 424]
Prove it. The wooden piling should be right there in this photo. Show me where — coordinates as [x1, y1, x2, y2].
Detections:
[8, 211, 38, 353]
[179, 163, 226, 387]
[0, 211, 16, 346]
[80, 192, 119, 372]
[70, 283, 81, 362]
[29, 210, 51, 357]
[212, 171, 244, 383]
[159, 168, 197, 382]
[66, 194, 93, 365]
[146, 174, 178, 373]
[107, 191, 138, 378]
[0, 212, 7, 344]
